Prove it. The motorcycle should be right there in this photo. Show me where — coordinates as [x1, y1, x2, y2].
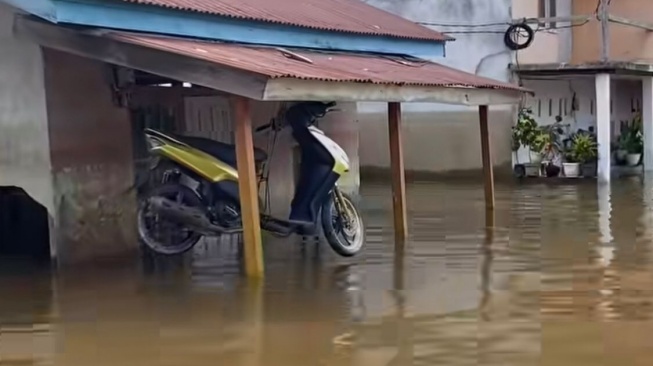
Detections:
[137, 101, 365, 257]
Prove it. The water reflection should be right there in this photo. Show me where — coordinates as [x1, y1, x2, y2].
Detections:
[6, 180, 653, 365]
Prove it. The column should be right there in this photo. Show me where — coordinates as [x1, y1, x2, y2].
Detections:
[233, 96, 264, 278]
[643, 77, 653, 170]
[595, 74, 611, 183]
[479, 105, 495, 210]
[388, 102, 408, 248]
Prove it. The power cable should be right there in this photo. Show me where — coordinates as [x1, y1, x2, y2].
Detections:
[417, 0, 599, 36]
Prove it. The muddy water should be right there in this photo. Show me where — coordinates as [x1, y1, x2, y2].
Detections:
[3, 177, 653, 365]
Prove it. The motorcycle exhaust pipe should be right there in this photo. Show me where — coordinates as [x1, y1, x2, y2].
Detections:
[147, 196, 242, 235]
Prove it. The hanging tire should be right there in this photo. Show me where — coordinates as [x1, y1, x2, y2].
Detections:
[137, 183, 203, 255]
[321, 191, 365, 257]
[504, 23, 534, 51]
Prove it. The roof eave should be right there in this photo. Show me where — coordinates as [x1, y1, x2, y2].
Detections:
[263, 78, 525, 105]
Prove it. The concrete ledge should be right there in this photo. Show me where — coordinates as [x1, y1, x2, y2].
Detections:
[360, 163, 515, 184]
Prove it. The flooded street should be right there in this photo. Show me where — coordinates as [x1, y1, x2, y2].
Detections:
[4, 178, 653, 365]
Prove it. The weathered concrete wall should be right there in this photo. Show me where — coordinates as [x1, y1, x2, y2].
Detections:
[358, 109, 514, 175]
[571, 0, 653, 63]
[43, 49, 138, 263]
[359, 0, 516, 175]
[0, 4, 54, 216]
[513, 0, 573, 65]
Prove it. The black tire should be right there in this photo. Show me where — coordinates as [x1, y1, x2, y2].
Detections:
[321, 192, 365, 257]
[137, 183, 203, 255]
[504, 23, 534, 51]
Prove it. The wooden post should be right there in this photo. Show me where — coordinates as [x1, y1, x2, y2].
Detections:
[233, 96, 264, 278]
[388, 102, 408, 246]
[479, 105, 495, 210]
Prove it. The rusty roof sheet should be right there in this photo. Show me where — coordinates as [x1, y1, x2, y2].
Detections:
[110, 33, 523, 92]
[119, 0, 451, 41]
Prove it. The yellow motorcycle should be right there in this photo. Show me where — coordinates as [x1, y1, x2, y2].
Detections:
[137, 102, 365, 257]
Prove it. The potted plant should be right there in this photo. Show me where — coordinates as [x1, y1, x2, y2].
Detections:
[572, 134, 599, 177]
[618, 113, 643, 166]
[563, 146, 581, 178]
[514, 109, 542, 163]
[615, 120, 630, 164]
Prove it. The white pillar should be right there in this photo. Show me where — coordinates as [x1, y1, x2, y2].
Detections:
[643, 77, 653, 170]
[596, 73, 611, 183]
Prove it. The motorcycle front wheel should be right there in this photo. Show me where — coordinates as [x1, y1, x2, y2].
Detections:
[321, 191, 365, 257]
[137, 183, 203, 255]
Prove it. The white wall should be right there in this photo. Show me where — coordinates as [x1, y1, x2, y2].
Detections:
[0, 3, 54, 215]
[519, 77, 641, 163]
[359, 0, 516, 174]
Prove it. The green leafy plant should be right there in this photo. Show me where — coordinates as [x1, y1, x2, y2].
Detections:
[513, 108, 539, 150]
[568, 133, 598, 164]
[618, 113, 643, 154]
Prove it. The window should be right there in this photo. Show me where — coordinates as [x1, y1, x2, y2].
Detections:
[538, 0, 558, 29]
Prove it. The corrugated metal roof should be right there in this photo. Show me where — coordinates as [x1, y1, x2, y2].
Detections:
[119, 0, 452, 41]
[110, 33, 523, 92]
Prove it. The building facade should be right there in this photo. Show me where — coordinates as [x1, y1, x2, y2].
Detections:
[514, 0, 653, 182]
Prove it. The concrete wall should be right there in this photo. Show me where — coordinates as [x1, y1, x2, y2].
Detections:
[42, 49, 138, 263]
[0, 4, 54, 216]
[360, 0, 516, 175]
[571, 0, 653, 63]
[513, 0, 573, 64]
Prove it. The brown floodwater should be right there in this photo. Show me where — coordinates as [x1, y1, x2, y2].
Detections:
[3, 177, 653, 365]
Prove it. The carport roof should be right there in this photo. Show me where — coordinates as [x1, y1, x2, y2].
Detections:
[15, 17, 529, 105]
[111, 32, 524, 91]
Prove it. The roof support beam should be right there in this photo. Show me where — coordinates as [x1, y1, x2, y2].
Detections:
[264, 79, 522, 105]
[387, 102, 407, 249]
[13, 17, 268, 100]
[478, 105, 495, 210]
[232, 96, 265, 278]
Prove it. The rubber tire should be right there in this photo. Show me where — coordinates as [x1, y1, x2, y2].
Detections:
[504, 23, 534, 51]
[320, 192, 365, 257]
[137, 183, 203, 255]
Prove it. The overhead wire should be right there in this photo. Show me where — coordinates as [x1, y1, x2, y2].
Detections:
[416, 0, 600, 35]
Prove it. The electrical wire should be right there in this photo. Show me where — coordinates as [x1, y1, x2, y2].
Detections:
[417, 0, 600, 35]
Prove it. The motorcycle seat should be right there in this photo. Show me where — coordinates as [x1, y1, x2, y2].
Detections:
[170, 133, 268, 168]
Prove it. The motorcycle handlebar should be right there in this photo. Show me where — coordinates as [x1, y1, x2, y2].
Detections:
[255, 123, 272, 133]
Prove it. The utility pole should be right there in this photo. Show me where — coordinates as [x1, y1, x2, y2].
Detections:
[599, 0, 610, 62]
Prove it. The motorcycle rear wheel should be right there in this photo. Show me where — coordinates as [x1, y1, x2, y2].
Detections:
[137, 183, 203, 255]
[321, 192, 365, 257]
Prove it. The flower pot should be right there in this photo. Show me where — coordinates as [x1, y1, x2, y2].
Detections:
[545, 163, 561, 177]
[529, 151, 543, 164]
[581, 162, 597, 177]
[626, 153, 641, 166]
[524, 164, 540, 177]
[563, 162, 580, 178]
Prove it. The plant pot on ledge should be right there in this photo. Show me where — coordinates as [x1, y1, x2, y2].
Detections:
[565, 133, 598, 179]
[581, 161, 597, 177]
[563, 162, 580, 178]
[626, 153, 642, 167]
